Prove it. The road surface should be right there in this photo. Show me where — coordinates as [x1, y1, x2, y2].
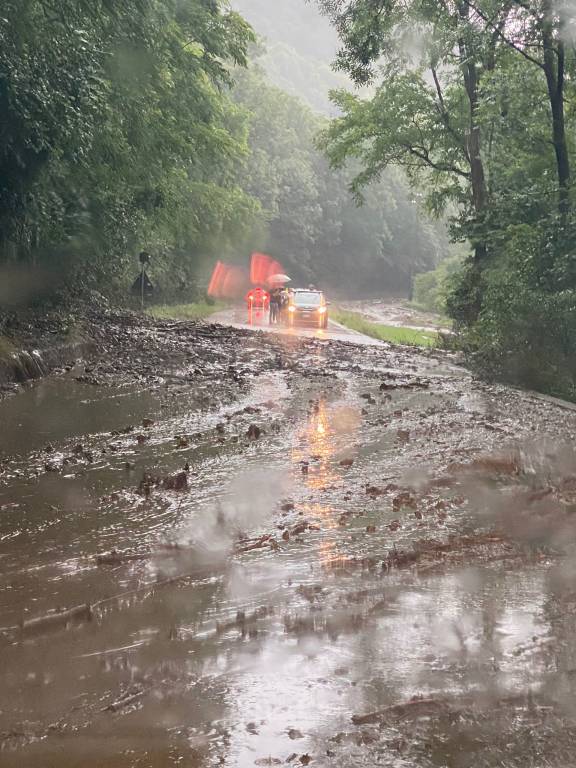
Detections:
[1, 312, 575, 767]
[211, 306, 383, 345]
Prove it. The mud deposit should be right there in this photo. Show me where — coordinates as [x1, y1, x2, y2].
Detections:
[1, 314, 576, 766]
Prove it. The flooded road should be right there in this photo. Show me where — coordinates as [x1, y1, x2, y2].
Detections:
[210, 306, 383, 345]
[337, 300, 451, 333]
[2, 314, 576, 766]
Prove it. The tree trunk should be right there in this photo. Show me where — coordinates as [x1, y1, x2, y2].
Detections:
[467, 124, 487, 220]
[458, 3, 488, 228]
[457, 2, 489, 323]
[542, 0, 570, 218]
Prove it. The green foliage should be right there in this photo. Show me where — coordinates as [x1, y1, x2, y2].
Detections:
[316, 0, 576, 399]
[413, 244, 468, 314]
[0, 0, 444, 305]
[333, 309, 439, 347]
[465, 223, 576, 400]
[233, 60, 448, 293]
[0, 0, 260, 296]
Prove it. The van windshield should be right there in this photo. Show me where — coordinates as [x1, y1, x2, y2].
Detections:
[294, 292, 322, 306]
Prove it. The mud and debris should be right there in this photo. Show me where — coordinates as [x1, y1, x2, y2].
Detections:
[1, 312, 576, 766]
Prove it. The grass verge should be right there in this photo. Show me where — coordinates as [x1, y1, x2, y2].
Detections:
[333, 309, 439, 347]
[146, 301, 225, 322]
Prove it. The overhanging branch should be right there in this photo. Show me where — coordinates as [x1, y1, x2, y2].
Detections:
[461, 0, 544, 69]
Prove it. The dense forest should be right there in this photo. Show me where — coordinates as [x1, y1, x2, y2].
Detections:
[233, 60, 447, 294]
[0, 0, 442, 306]
[231, 0, 351, 114]
[316, 0, 576, 397]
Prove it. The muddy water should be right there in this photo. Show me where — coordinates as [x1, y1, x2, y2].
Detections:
[339, 299, 451, 333]
[1, 329, 576, 767]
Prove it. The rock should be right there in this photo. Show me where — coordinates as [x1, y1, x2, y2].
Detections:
[247, 424, 261, 440]
[138, 472, 156, 497]
[162, 471, 189, 492]
[75, 375, 102, 386]
[292, 522, 309, 536]
[339, 458, 354, 468]
[142, 418, 154, 428]
[111, 425, 134, 436]
[366, 525, 376, 533]
[135, 434, 148, 445]
[392, 492, 417, 511]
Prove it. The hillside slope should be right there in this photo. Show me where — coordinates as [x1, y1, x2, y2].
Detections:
[231, 0, 351, 114]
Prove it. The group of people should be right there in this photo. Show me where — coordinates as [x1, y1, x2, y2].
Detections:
[269, 287, 290, 324]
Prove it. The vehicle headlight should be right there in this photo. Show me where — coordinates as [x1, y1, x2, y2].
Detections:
[288, 306, 296, 313]
[318, 306, 326, 314]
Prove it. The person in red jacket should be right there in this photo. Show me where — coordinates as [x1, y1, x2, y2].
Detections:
[245, 287, 269, 324]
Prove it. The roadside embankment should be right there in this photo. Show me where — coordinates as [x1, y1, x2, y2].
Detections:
[0, 340, 95, 390]
[0, 305, 99, 392]
[0, 300, 223, 393]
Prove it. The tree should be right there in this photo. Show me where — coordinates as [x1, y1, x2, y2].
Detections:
[314, 0, 517, 320]
[459, 0, 571, 218]
[0, 0, 262, 297]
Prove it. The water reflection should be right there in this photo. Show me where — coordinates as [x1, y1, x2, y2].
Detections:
[291, 398, 354, 492]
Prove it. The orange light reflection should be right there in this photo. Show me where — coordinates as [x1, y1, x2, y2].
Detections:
[292, 399, 341, 493]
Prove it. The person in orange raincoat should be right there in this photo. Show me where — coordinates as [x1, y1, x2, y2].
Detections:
[245, 286, 269, 313]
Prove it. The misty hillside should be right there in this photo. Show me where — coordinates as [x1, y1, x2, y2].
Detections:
[231, 0, 350, 114]
[229, 0, 448, 295]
